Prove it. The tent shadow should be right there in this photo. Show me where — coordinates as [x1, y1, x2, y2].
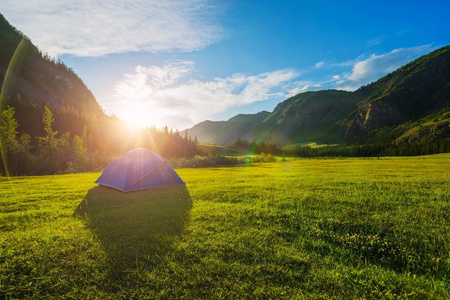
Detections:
[74, 185, 192, 280]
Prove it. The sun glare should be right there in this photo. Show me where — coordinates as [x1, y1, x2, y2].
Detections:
[117, 102, 166, 130]
[120, 111, 151, 129]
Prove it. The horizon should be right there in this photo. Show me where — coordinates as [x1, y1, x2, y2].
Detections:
[1, 0, 450, 130]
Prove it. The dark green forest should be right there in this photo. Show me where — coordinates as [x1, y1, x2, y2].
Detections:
[0, 105, 200, 175]
[233, 136, 450, 158]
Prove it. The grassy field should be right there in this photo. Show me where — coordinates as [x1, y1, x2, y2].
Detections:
[1, 154, 449, 299]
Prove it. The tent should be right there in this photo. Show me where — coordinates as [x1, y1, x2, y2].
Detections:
[95, 148, 184, 192]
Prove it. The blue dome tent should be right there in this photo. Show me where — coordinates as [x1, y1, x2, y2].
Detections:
[95, 148, 184, 192]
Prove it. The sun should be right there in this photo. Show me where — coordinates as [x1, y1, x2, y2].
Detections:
[116, 101, 166, 129]
[119, 109, 151, 129]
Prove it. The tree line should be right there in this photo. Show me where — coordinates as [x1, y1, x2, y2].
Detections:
[233, 138, 450, 158]
[0, 106, 202, 176]
[234, 138, 279, 155]
[2, 103, 448, 177]
[284, 140, 450, 157]
[1, 106, 104, 175]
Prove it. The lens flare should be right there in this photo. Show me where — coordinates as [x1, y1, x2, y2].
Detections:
[1, 37, 29, 177]
[245, 122, 278, 167]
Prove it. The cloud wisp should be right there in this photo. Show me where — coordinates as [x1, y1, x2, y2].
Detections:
[335, 44, 433, 90]
[105, 44, 436, 129]
[289, 45, 434, 93]
[107, 63, 300, 129]
[0, 0, 222, 57]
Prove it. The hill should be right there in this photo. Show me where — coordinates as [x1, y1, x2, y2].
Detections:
[346, 46, 450, 143]
[0, 13, 203, 176]
[186, 47, 450, 146]
[187, 111, 270, 145]
[0, 14, 105, 139]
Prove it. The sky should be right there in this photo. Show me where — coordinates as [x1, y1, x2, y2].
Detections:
[1, 0, 450, 130]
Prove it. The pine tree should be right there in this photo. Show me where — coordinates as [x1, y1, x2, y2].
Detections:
[0, 106, 19, 150]
[38, 106, 59, 173]
[0, 106, 32, 175]
[40, 106, 58, 147]
[0, 106, 19, 175]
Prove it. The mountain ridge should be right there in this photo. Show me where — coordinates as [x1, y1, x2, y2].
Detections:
[1, 12, 448, 151]
[186, 46, 450, 146]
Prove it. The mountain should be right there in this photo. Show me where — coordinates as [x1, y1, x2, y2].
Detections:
[184, 90, 357, 145]
[186, 46, 450, 146]
[187, 90, 358, 145]
[1, 11, 448, 154]
[187, 111, 270, 145]
[258, 90, 358, 145]
[0, 13, 200, 164]
[0, 14, 123, 154]
[346, 46, 450, 143]
[0, 14, 106, 138]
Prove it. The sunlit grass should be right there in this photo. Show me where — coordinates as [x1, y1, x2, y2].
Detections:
[0, 154, 449, 298]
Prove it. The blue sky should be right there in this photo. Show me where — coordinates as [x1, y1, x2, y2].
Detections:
[1, 0, 449, 129]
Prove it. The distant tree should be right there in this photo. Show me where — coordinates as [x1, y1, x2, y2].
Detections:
[81, 126, 93, 169]
[0, 106, 32, 175]
[0, 106, 19, 150]
[71, 135, 88, 171]
[19, 133, 31, 157]
[81, 126, 93, 152]
[40, 106, 58, 145]
[0, 106, 19, 175]
[38, 106, 60, 173]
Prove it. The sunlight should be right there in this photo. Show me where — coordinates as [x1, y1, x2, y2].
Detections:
[120, 111, 151, 129]
[117, 102, 160, 129]
[123, 120, 140, 132]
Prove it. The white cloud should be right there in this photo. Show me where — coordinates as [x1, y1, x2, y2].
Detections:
[314, 61, 324, 68]
[115, 62, 194, 102]
[335, 44, 433, 90]
[107, 63, 300, 129]
[286, 86, 308, 98]
[284, 79, 327, 97]
[367, 35, 386, 46]
[0, 0, 222, 57]
[332, 75, 340, 80]
[312, 60, 355, 70]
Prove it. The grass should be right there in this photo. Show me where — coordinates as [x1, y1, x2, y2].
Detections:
[1, 154, 449, 299]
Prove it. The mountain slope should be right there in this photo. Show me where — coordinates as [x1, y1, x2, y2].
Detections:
[346, 46, 450, 142]
[187, 111, 270, 145]
[0, 13, 105, 139]
[0, 13, 201, 161]
[187, 46, 450, 146]
[259, 90, 358, 145]
[187, 90, 358, 145]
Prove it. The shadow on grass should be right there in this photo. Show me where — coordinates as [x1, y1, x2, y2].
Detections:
[74, 185, 192, 280]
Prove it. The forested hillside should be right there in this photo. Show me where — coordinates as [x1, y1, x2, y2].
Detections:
[0, 14, 202, 175]
[186, 47, 450, 147]
[346, 46, 450, 143]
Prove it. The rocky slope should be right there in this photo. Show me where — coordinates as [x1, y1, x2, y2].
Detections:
[187, 46, 450, 146]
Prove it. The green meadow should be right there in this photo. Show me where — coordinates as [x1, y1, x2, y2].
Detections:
[1, 154, 449, 299]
